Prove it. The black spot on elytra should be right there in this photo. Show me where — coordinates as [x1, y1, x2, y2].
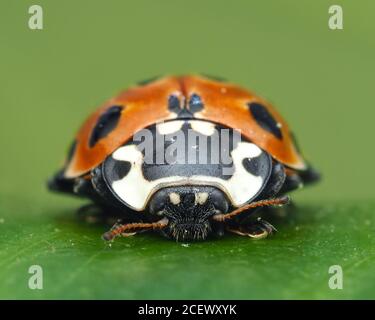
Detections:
[189, 94, 204, 113]
[248, 102, 282, 139]
[200, 74, 227, 82]
[89, 106, 123, 148]
[137, 76, 160, 86]
[168, 95, 181, 113]
[66, 140, 77, 163]
[168, 95, 194, 118]
[291, 132, 302, 153]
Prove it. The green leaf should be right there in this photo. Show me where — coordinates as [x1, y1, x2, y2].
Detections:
[1, 195, 374, 299]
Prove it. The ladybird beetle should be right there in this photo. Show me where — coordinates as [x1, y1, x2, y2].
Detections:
[48, 75, 319, 242]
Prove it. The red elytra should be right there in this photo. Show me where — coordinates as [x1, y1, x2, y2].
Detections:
[64, 75, 306, 179]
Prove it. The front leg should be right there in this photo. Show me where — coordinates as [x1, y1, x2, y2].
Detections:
[102, 217, 169, 241]
[226, 218, 276, 239]
[77, 203, 124, 226]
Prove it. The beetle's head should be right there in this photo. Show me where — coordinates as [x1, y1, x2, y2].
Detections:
[149, 186, 229, 241]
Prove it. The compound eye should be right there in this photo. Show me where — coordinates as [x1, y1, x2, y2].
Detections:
[210, 189, 229, 213]
[149, 189, 168, 214]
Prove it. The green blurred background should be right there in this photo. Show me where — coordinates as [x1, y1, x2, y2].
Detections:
[0, 0, 374, 299]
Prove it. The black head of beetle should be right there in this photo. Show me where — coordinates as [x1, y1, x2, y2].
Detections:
[148, 186, 229, 241]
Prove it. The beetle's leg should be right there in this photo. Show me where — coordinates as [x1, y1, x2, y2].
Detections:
[77, 203, 103, 224]
[48, 170, 75, 195]
[280, 165, 320, 194]
[103, 220, 137, 237]
[212, 195, 289, 222]
[102, 218, 169, 241]
[226, 218, 276, 239]
[77, 204, 122, 226]
[120, 232, 138, 237]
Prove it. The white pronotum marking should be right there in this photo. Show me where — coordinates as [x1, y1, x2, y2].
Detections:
[195, 192, 209, 205]
[111, 142, 266, 211]
[169, 192, 181, 205]
[156, 121, 184, 135]
[190, 121, 215, 136]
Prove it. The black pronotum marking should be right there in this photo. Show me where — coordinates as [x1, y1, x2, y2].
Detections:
[89, 105, 123, 148]
[103, 157, 132, 182]
[189, 94, 204, 113]
[103, 121, 240, 185]
[242, 152, 272, 178]
[248, 102, 282, 139]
